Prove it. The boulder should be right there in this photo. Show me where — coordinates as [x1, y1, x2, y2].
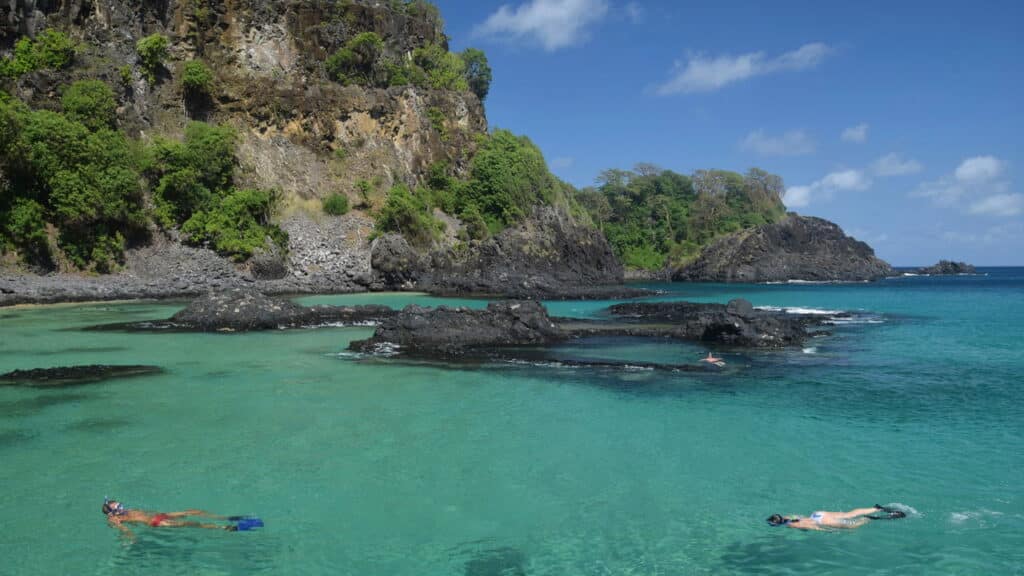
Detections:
[350, 300, 566, 355]
[673, 214, 894, 283]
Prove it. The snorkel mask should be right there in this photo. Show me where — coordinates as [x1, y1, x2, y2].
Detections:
[103, 497, 126, 517]
[766, 514, 792, 526]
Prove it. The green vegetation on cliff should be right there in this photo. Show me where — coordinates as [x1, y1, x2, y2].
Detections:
[574, 166, 787, 270]
[0, 30, 76, 78]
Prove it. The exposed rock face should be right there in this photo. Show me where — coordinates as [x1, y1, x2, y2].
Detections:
[349, 301, 566, 355]
[0, 365, 164, 388]
[917, 260, 976, 275]
[673, 215, 894, 283]
[414, 207, 635, 299]
[604, 298, 816, 348]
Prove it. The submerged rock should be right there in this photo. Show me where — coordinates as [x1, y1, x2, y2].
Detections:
[673, 215, 894, 283]
[350, 301, 566, 355]
[916, 260, 976, 275]
[0, 365, 164, 388]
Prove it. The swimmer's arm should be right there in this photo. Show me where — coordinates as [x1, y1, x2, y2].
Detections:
[787, 519, 826, 531]
[109, 518, 135, 540]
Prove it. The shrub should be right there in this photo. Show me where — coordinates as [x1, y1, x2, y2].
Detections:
[355, 179, 372, 208]
[374, 184, 441, 247]
[326, 32, 383, 85]
[459, 203, 488, 241]
[0, 30, 76, 77]
[61, 80, 117, 132]
[145, 122, 236, 225]
[181, 60, 214, 94]
[322, 193, 350, 216]
[460, 48, 491, 101]
[411, 44, 468, 91]
[136, 34, 169, 84]
[426, 107, 447, 141]
[2, 198, 49, 263]
[182, 188, 288, 261]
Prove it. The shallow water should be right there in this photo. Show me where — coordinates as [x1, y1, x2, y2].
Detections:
[1, 272, 1022, 574]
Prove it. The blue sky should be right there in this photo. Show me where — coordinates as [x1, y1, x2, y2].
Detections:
[434, 0, 1023, 265]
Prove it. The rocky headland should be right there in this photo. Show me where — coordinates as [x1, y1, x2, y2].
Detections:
[673, 215, 894, 283]
[915, 260, 977, 275]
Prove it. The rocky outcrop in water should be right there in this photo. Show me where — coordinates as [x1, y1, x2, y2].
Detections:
[0, 365, 164, 388]
[351, 297, 831, 359]
[350, 300, 566, 355]
[87, 288, 393, 332]
[916, 260, 976, 275]
[673, 215, 894, 283]
[602, 298, 818, 348]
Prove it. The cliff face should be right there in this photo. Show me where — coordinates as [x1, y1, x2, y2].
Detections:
[3, 0, 485, 200]
[673, 214, 894, 283]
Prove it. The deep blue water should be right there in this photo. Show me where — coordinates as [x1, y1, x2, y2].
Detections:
[0, 269, 1022, 574]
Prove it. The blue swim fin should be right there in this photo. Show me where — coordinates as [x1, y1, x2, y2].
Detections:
[234, 518, 265, 531]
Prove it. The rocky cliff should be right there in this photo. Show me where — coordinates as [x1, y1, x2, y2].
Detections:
[673, 214, 894, 283]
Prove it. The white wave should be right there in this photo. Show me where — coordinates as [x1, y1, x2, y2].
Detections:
[902, 273, 920, 277]
[825, 318, 884, 325]
[755, 305, 845, 315]
[884, 503, 921, 517]
[370, 342, 401, 356]
[802, 347, 817, 354]
[950, 509, 1001, 524]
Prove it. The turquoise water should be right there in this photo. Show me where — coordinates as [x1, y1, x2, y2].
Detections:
[1, 271, 1022, 575]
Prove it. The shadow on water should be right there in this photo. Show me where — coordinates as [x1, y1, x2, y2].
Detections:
[451, 541, 527, 576]
[0, 391, 93, 418]
[0, 428, 39, 448]
[66, 417, 134, 433]
[109, 530, 278, 575]
[715, 535, 856, 574]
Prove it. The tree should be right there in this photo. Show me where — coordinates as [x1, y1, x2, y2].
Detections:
[136, 34, 169, 84]
[181, 60, 214, 94]
[460, 48, 492, 101]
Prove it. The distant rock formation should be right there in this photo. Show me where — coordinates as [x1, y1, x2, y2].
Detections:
[916, 260, 976, 275]
[673, 214, 893, 283]
[86, 288, 394, 332]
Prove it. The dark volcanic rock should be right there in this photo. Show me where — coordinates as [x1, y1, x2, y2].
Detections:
[350, 301, 566, 355]
[604, 298, 816, 347]
[87, 288, 393, 332]
[381, 207, 639, 299]
[673, 215, 894, 283]
[0, 365, 164, 388]
[916, 260, 976, 275]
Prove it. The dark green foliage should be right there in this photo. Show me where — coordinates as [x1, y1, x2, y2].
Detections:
[322, 193, 350, 216]
[61, 80, 117, 132]
[136, 34, 169, 84]
[575, 165, 787, 270]
[457, 129, 558, 229]
[458, 203, 488, 241]
[326, 32, 384, 85]
[119, 65, 133, 85]
[460, 48, 492, 101]
[181, 60, 214, 94]
[374, 184, 442, 247]
[2, 198, 49, 263]
[182, 188, 288, 261]
[0, 30, 76, 77]
[145, 122, 236, 226]
[0, 94, 147, 270]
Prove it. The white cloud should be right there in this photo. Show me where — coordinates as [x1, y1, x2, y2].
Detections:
[913, 155, 1016, 216]
[955, 156, 1003, 182]
[784, 169, 871, 208]
[625, 2, 643, 23]
[474, 0, 609, 51]
[655, 42, 830, 95]
[841, 123, 869, 143]
[740, 130, 815, 157]
[968, 193, 1023, 216]
[784, 185, 812, 208]
[550, 156, 575, 169]
[872, 153, 923, 176]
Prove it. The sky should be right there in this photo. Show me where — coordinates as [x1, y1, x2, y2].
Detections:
[432, 0, 1024, 266]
